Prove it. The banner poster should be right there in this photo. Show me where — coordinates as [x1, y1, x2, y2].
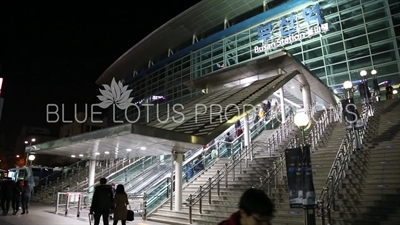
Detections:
[284, 147, 303, 208]
[302, 145, 316, 207]
[285, 146, 316, 208]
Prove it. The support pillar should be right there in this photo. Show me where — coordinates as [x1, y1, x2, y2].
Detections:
[279, 88, 286, 123]
[302, 84, 312, 113]
[88, 160, 96, 188]
[244, 114, 251, 148]
[174, 152, 183, 211]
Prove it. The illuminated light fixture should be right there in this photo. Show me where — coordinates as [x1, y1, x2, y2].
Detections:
[127, 148, 132, 152]
[104, 151, 110, 154]
[24, 141, 28, 144]
[16, 155, 20, 158]
[393, 90, 398, 95]
[371, 69, 377, 75]
[291, 86, 295, 89]
[79, 154, 83, 157]
[343, 81, 353, 89]
[140, 147, 146, 150]
[71, 155, 76, 158]
[28, 155, 35, 161]
[95, 152, 100, 155]
[360, 70, 367, 77]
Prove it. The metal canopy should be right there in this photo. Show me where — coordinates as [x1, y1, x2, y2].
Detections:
[27, 51, 337, 160]
[97, 0, 274, 85]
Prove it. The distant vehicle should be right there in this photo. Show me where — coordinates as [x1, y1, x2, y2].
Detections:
[0, 169, 7, 180]
[8, 166, 58, 189]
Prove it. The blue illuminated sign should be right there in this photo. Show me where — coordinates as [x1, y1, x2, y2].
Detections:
[254, 4, 329, 54]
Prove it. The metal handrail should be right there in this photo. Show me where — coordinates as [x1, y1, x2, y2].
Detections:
[317, 102, 375, 225]
[254, 108, 334, 191]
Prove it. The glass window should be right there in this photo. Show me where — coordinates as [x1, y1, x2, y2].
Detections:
[367, 20, 390, 33]
[390, 3, 400, 15]
[331, 73, 350, 86]
[305, 59, 325, 69]
[370, 41, 394, 55]
[341, 15, 365, 30]
[364, 9, 387, 24]
[287, 45, 302, 55]
[311, 67, 326, 78]
[326, 62, 348, 75]
[343, 25, 365, 38]
[369, 29, 391, 43]
[345, 35, 368, 49]
[375, 63, 399, 77]
[321, 0, 339, 16]
[324, 42, 344, 54]
[347, 47, 370, 60]
[340, 9, 362, 21]
[304, 48, 323, 60]
[238, 52, 251, 63]
[323, 34, 344, 45]
[325, 54, 347, 64]
[372, 51, 397, 65]
[348, 56, 372, 70]
[338, 0, 360, 11]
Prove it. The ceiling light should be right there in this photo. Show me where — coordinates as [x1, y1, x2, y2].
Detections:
[79, 154, 83, 157]
[140, 147, 146, 150]
[71, 155, 76, 158]
[105, 151, 110, 154]
[95, 152, 100, 155]
[291, 86, 295, 89]
[127, 149, 132, 152]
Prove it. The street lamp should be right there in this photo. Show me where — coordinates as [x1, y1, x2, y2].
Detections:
[343, 81, 353, 99]
[28, 155, 35, 166]
[24, 138, 36, 165]
[294, 112, 316, 225]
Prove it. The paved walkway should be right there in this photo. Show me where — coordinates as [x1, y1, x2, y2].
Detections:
[0, 203, 167, 225]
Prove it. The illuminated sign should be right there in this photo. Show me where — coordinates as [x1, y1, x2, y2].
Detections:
[0, 77, 3, 93]
[254, 4, 329, 54]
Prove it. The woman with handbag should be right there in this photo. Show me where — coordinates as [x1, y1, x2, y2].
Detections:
[112, 184, 130, 225]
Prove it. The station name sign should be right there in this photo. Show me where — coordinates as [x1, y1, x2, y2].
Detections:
[254, 4, 329, 54]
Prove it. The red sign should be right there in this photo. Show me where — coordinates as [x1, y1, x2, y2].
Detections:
[0, 77, 3, 95]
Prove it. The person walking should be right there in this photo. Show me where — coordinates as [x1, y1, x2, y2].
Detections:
[90, 178, 114, 225]
[112, 184, 130, 225]
[21, 180, 32, 214]
[12, 180, 23, 215]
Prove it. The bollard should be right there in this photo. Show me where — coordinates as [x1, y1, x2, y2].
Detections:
[52, 187, 56, 204]
[77, 194, 81, 217]
[224, 163, 228, 188]
[65, 193, 69, 215]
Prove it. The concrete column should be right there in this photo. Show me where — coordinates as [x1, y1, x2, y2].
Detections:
[88, 160, 96, 187]
[244, 115, 251, 148]
[174, 152, 183, 211]
[279, 88, 286, 123]
[302, 85, 312, 113]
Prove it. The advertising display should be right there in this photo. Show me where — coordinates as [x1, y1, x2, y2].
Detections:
[285, 145, 316, 208]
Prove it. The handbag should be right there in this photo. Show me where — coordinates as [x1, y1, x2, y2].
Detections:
[127, 205, 134, 221]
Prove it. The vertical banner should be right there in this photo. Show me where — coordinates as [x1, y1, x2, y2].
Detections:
[284, 147, 303, 208]
[302, 145, 316, 207]
[285, 146, 316, 208]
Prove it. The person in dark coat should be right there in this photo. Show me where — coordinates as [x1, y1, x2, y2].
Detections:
[12, 180, 23, 215]
[218, 188, 274, 225]
[21, 180, 32, 214]
[90, 178, 114, 225]
[1, 178, 16, 215]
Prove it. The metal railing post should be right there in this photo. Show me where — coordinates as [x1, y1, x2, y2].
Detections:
[225, 163, 228, 188]
[273, 161, 277, 188]
[320, 200, 325, 225]
[143, 192, 147, 220]
[217, 170, 220, 196]
[208, 177, 212, 205]
[188, 194, 193, 224]
[199, 186, 203, 214]
[239, 149, 242, 174]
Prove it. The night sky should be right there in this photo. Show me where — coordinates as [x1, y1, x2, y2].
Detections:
[0, 1, 201, 148]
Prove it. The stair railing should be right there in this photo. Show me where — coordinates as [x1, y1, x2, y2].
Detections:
[253, 107, 338, 196]
[317, 102, 376, 225]
[187, 144, 256, 224]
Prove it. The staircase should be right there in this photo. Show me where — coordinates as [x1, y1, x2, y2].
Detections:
[146, 110, 332, 224]
[329, 99, 400, 225]
[270, 122, 347, 225]
[147, 157, 279, 225]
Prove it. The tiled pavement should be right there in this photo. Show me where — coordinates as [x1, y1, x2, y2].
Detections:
[0, 203, 167, 225]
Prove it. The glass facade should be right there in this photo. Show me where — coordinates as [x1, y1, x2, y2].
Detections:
[108, 0, 400, 125]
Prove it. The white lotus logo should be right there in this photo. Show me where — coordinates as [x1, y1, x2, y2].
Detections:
[97, 78, 133, 110]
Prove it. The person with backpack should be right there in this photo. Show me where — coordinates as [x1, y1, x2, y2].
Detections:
[90, 178, 115, 225]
